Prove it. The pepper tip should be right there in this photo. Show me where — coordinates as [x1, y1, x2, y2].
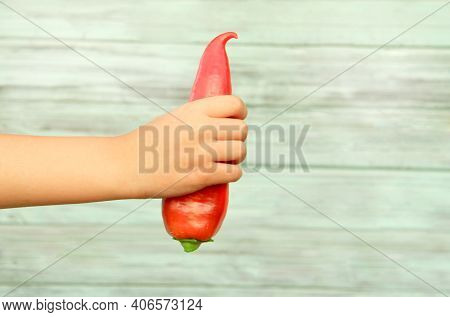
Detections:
[228, 32, 238, 40]
[216, 32, 238, 43]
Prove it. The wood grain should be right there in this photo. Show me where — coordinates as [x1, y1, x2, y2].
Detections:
[1, 225, 449, 296]
[1, 0, 449, 46]
[0, 0, 449, 296]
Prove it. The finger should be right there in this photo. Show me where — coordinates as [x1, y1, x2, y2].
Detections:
[199, 163, 243, 186]
[196, 95, 247, 119]
[212, 118, 248, 141]
[208, 140, 246, 163]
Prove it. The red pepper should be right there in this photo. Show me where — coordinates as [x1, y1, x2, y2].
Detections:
[162, 32, 237, 253]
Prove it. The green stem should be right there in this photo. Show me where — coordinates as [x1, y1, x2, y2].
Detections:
[174, 238, 213, 253]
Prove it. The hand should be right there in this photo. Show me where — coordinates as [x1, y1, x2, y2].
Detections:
[121, 95, 248, 199]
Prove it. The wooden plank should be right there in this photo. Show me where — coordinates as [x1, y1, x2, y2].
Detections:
[1, 0, 449, 297]
[1, 170, 449, 230]
[0, 1, 449, 46]
[1, 39, 449, 168]
[1, 225, 449, 296]
[0, 284, 442, 297]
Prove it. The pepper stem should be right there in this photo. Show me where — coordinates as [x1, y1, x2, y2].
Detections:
[174, 238, 213, 253]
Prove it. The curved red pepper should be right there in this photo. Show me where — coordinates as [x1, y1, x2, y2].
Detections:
[162, 32, 237, 252]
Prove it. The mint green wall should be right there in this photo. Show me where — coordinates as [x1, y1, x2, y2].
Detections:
[0, 0, 449, 296]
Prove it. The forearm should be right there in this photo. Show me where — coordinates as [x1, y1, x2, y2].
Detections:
[0, 134, 138, 208]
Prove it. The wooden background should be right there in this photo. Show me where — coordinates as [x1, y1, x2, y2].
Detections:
[1, 0, 449, 296]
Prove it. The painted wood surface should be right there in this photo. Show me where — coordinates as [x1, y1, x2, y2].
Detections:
[0, 0, 449, 296]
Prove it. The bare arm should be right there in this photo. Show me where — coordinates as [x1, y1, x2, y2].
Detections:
[0, 134, 135, 208]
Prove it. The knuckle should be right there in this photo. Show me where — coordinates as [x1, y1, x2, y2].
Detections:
[230, 95, 244, 106]
[239, 121, 248, 139]
[192, 98, 209, 113]
[239, 141, 247, 158]
[233, 166, 243, 181]
[231, 96, 246, 112]
[233, 140, 244, 152]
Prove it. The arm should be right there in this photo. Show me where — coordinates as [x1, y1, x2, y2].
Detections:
[0, 96, 247, 209]
[0, 134, 134, 208]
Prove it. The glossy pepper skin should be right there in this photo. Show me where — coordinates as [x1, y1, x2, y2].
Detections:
[162, 32, 237, 253]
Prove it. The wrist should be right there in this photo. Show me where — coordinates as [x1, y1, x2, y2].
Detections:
[113, 130, 152, 200]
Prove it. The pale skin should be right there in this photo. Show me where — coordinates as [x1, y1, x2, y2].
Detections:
[0, 95, 248, 209]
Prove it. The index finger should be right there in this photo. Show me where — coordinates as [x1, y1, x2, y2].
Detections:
[196, 96, 248, 119]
